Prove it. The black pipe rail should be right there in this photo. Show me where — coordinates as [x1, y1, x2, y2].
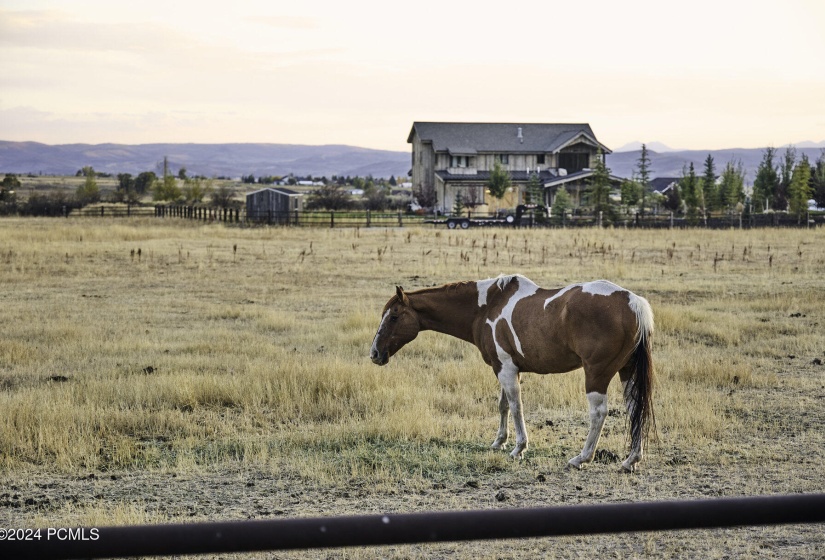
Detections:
[4, 493, 824, 559]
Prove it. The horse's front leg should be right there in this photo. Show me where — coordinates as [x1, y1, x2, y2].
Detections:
[567, 391, 608, 470]
[491, 386, 509, 450]
[498, 363, 528, 459]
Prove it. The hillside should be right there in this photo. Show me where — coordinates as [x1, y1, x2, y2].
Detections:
[606, 146, 824, 183]
[2, 140, 822, 183]
[0, 142, 411, 179]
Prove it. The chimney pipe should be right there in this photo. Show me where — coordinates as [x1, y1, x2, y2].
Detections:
[517, 127, 523, 143]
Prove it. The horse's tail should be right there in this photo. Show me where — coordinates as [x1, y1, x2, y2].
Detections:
[626, 293, 656, 451]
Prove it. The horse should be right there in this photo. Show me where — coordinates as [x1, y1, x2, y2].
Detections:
[369, 274, 655, 472]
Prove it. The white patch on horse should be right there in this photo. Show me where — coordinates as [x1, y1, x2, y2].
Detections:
[486, 276, 539, 359]
[568, 391, 608, 470]
[370, 309, 390, 357]
[543, 282, 581, 308]
[544, 280, 624, 309]
[581, 280, 623, 296]
[476, 277, 498, 307]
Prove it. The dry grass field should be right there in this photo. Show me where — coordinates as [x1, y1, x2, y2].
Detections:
[0, 218, 823, 559]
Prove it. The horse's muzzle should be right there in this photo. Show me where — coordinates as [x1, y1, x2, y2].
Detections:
[370, 349, 389, 366]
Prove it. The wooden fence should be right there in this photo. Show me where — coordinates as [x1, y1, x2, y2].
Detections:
[4, 493, 823, 559]
[60, 205, 824, 229]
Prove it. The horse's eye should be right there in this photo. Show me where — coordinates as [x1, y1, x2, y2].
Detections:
[390, 315, 398, 322]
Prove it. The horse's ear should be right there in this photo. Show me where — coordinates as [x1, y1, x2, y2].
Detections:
[396, 286, 409, 306]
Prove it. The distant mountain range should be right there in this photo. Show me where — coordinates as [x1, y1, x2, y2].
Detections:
[0, 141, 411, 179]
[607, 145, 824, 182]
[1, 140, 823, 183]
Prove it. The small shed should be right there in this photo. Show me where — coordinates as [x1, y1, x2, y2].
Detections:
[246, 187, 303, 223]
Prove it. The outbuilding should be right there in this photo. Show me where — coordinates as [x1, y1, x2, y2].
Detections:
[246, 187, 303, 223]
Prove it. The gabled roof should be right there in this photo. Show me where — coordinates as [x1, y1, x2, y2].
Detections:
[408, 122, 611, 154]
[246, 187, 302, 197]
[544, 170, 625, 188]
[436, 169, 558, 183]
[650, 177, 680, 194]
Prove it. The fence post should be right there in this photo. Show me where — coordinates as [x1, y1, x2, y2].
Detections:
[101, 206, 105, 217]
[599, 211, 603, 227]
[398, 211, 403, 227]
[330, 212, 335, 228]
[294, 210, 299, 226]
[670, 212, 674, 229]
[366, 209, 371, 228]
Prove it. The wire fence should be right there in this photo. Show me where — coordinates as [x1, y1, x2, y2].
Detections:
[4, 493, 823, 559]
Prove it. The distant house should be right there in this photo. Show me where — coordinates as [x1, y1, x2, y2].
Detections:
[650, 177, 681, 195]
[246, 187, 303, 222]
[407, 122, 619, 213]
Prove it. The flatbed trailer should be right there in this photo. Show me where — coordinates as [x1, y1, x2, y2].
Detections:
[425, 204, 543, 229]
[425, 215, 516, 229]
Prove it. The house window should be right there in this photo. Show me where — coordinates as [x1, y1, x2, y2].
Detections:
[559, 152, 589, 173]
[496, 154, 509, 165]
[537, 154, 545, 165]
[450, 155, 469, 168]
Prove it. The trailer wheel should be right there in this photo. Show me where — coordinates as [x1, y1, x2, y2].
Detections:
[505, 214, 515, 224]
[459, 219, 471, 229]
[446, 219, 458, 229]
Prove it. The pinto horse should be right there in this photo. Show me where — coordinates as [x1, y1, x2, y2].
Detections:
[370, 274, 655, 472]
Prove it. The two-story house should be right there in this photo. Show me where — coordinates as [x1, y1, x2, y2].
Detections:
[408, 122, 616, 214]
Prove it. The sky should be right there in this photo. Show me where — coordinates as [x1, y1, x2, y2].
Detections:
[1, 0, 824, 152]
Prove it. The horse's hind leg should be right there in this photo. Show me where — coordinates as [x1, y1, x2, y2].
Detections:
[620, 369, 643, 472]
[567, 391, 608, 470]
[491, 386, 509, 450]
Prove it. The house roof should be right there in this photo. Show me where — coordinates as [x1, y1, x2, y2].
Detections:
[246, 187, 302, 197]
[650, 177, 680, 194]
[408, 122, 611, 155]
[436, 170, 558, 183]
[543, 170, 626, 188]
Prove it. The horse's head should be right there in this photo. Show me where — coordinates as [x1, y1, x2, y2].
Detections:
[370, 286, 420, 366]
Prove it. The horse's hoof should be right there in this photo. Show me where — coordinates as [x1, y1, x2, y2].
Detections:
[566, 460, 582, 471]
[619, 464, 635, 474]
[491, 442, 505, 450]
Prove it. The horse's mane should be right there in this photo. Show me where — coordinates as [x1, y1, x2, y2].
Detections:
[405, 274, 533, 295]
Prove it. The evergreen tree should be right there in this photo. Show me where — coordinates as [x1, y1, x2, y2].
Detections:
[812, 150, 825, 208]
[776, 146, 796, 210]
[452, 190, 465, 216]
[752, 147, 778, 212]
[788, 153, 812, 222]
[486, 160, 511, 199]
[620, 179, 642, 208]
[552, 188, 572, 218]
[635, 144, 651, 216]
[719, 160, 745, 211]
[587, 148, 613, 217]
[525, 171, 543, 205]
[680, 162, 699, 220]
[388, 175, 397, 186]
[701, 154, 717, 214]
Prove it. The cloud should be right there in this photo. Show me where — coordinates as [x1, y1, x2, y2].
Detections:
[249, 15, 320, 29]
